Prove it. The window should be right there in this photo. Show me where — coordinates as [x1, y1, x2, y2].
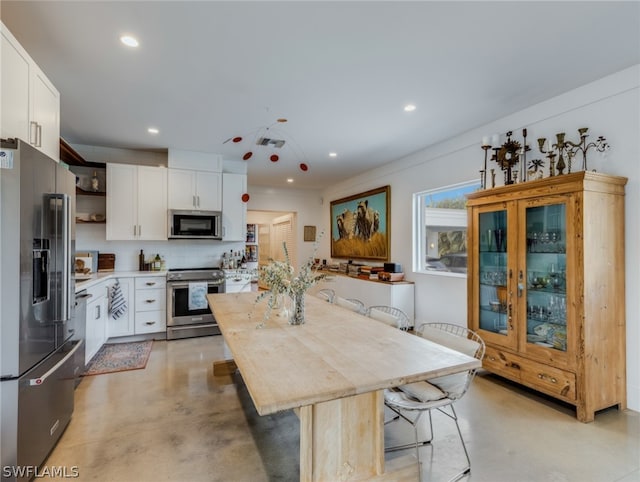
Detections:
[413, 180, 480, 276]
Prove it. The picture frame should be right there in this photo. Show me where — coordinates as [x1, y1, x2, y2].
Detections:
[303, 225, 317, 242]
[330, 185, 390, 261]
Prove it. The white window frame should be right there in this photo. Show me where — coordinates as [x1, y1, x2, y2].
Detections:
[412, 180, 480, 277]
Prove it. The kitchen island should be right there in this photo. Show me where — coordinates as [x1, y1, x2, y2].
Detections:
[207, 292, 480, 481]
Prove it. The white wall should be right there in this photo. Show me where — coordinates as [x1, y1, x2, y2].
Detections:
[320, 65, 640, 412]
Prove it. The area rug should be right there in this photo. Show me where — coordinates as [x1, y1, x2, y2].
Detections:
[83, 340, 153, 376]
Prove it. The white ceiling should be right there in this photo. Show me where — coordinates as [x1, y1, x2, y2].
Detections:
[2, 1, 639, 189]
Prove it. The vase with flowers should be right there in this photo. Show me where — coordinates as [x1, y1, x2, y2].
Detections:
[256, 235, 325, 327]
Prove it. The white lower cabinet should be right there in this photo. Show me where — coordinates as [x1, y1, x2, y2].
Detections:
[134, 276, 166, 334]
[316, 275, 415, 327]
[224, 270, 254, 293]
[106, 277, 135, 337]
[85, 283, 108, 365]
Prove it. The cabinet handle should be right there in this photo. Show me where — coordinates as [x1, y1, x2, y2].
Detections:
[36, 124, 42, 147]
[538, 373, 558, 384]
[29, 121, 38, 145]
[193, 195, 196, 207]
[145, 299, 156, 303]
[96, 304, 101, 319]
[518, 270, 524, 298]
[197, 195, 200, 208]
[146, 282, 156, 286]
[144, 321, 156, 325]
[133, 225, 137, 236]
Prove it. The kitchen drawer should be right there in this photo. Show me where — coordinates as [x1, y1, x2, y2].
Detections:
[135, 309, 166, 334]
[483, 345, 576, 402]
[135, 276, 166, 290]
[135, 288, 165, 312]
[86, 281, 108, 300]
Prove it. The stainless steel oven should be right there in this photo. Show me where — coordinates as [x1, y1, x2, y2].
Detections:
[166, 268, 225, 340]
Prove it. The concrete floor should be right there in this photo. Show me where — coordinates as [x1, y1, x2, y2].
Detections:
[45, 336, 640, 481]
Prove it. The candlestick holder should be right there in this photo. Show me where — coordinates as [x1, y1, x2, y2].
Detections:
[564, 127, 609, 171]
[537, 138, 557, 177]
[520, 128, 531, 182]
[553, 132, 567, 175]
[481, 145, 491, 189]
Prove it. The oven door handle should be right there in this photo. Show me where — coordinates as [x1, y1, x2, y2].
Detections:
[168, 282, 223, 289]
[170, 323, 218, 332]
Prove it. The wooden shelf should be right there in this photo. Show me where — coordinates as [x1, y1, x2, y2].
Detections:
[76, 186, 106, 196]
[60, 137, 105, 168]
[76, 219, 106, 224]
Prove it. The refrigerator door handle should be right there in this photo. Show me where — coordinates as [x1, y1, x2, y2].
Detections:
[28, 341, 83, 386]
[59, 193, 72, 321]
[47, 193, 72, 321]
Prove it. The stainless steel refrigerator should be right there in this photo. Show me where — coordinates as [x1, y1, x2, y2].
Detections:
[1, 139, 82, 481]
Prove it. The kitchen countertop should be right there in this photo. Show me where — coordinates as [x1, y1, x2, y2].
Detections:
[75, 271, 167, 292]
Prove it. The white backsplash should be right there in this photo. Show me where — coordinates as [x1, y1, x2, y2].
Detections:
[75, 224, 245, 271]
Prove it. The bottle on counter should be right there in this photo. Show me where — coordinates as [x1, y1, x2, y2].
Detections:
[139, 249, 145, 271]
[153, 254, 161, 271]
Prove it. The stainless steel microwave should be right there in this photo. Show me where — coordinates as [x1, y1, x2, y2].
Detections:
[168, 210, 222, 239]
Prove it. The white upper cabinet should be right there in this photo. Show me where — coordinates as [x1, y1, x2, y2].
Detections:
[168, 168, 222, 211]
[30, 67, 60, 160]
[106, 164, 167, 240]
[1, 22, 60, 160]
[221, 173, 247, 241]
[1, 24, 30, 143]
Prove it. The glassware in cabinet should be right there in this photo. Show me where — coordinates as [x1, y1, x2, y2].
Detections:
[477, 209, 509, 337]
[524, 202, 567, 351]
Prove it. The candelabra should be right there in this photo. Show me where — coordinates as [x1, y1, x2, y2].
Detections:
[538, 138, 557, 177]
[564, 127, 609, 171]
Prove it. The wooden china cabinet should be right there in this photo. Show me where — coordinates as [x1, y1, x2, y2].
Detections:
[466, 171, 627, 422]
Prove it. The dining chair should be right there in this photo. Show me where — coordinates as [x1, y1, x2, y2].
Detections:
[335, 296, 366, 314]
[384, 322, 485, 482]
[316, 288, 335, 303]
[365, 305, 410, 330]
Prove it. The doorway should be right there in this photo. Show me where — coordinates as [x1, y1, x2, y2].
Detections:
[247, 210, 297, 290]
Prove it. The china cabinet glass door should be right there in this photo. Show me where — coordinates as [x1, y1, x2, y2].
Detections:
[477, 208, 512, 343]
[523, 202, 567, 352]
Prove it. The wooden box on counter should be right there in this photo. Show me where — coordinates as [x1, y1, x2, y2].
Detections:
[97, 253, 115, 272]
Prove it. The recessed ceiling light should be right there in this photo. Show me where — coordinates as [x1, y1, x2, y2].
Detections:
[404, 104, 416, 112]
[329, 152, 337, 158]
[147, 127, 159, 134]
[287, 178, 294, 183]
[120, 35, 139, 48]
